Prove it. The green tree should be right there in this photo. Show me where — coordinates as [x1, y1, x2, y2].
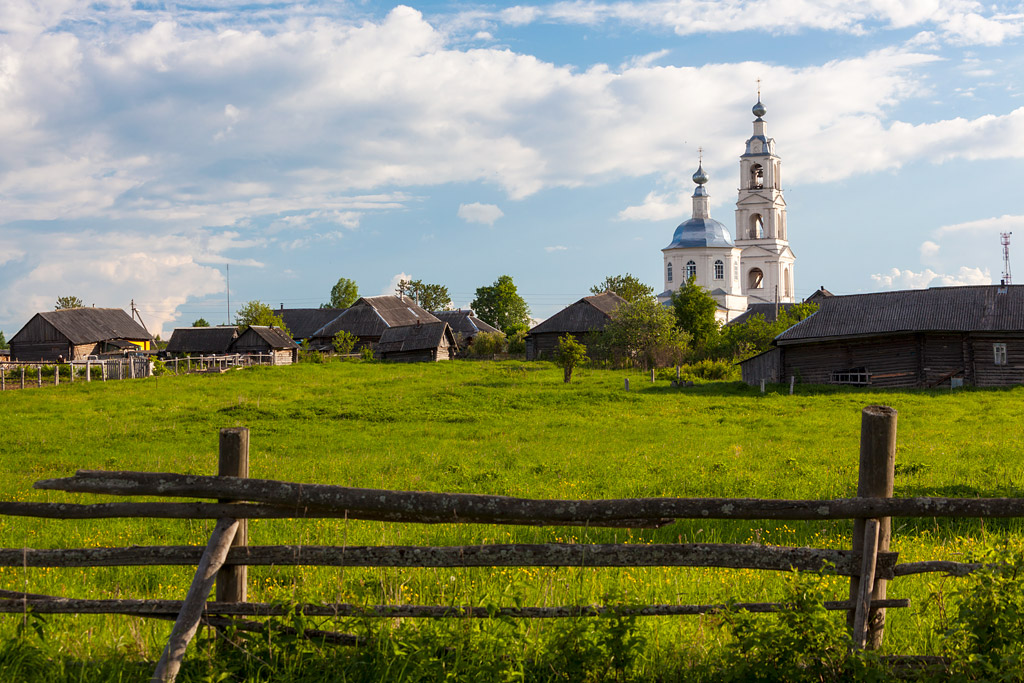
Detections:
[554, 334, 588, 383]
[235, 300, 291, 336]
[54, 296, 83, 310]
[597, 298, 688, 370]
[468, 331, 507, 357]
[192, 318, 210, 327]
[670, 276, 720, 350]
[332, 329, 358, 355]
[396, 279, 452, 311]
[470, 275, 531, 335]
[325, 277, 359, 309]
[719, 302, 818, 360]
[590, 274, 655, 304]
[0, 331, 6, 349]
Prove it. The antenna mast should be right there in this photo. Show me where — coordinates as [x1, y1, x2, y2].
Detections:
[226, 264, 231, 325]
[1001, 232, 1012, 285]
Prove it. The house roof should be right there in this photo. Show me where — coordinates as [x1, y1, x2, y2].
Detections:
[727, 302, 804, 326]
[377, 322, 454, 354]
[528, 291, 627, 335]
[232, 326, 299, 349]
[775, 285, 1024, 345]
[11, 308, 153, 345]
[431, 310, 500, 338]
[278, 308, 346, 340]
[311, 296, 440, 339]
[165, 327, 238, 354]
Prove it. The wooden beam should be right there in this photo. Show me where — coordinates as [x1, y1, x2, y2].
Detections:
[852, 519, 880, 649]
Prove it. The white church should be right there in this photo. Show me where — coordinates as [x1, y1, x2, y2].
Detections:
[658, 97, 796, 322]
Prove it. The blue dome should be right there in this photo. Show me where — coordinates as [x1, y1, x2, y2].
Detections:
[665, 217, 735, 249]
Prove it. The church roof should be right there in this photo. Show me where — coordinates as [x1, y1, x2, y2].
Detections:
[664, 217, 735, 249]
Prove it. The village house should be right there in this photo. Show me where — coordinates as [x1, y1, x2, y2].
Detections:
[164, 326, 239, 357]
[8, 307, 153, 362]
[740, 285, 1024, 388]
[307, 296, 440, 351]
[525, 291, 626, 360]
[230, 326, 299, 365]
[376, 321, 458, 362]
[277, 307, 346, 344]
[430, 309, 500, 348]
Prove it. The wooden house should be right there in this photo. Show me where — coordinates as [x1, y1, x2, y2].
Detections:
[376, 322, 458, 362]
[277, 308, 346, 343]
[229, 326, 299, 365]
[307, 296, 440, 351]
[740, 285, 1024, 388]
[164, 327, 239, 356]
[525, 291, 626, 360]
[430, 309, 500, 347]
[9, 308, 153, 362]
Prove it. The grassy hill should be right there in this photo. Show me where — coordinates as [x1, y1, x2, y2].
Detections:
[0, 360, 1022, 680]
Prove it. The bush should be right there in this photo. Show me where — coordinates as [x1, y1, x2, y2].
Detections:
[554, 334, 587, 383]
[507, 328, 527, 355]
[658, 359, 740, 383]
[469, 331, 507, 357]
[360, 346, 375, 361]
[332, 330, 358, 355]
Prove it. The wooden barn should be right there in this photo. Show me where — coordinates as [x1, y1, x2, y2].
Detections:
[430, 309, 500, 347]
[307, 296, 440, 351]
[376, 321, 457, 362]
[229, 326, 299, 365]
[277, 307, 346, 344]
[740, 285, 1024, 388]
[9, 308, 153, 362]
[525, 291, 626, 360]
[164, 327, 239, 356]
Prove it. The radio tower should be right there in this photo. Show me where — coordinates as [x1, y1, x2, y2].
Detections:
[1001, 232, 1012, 285]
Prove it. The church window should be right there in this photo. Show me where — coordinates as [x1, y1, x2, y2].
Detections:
[748, 268, 764, 289]
[714, 260, 724, 279]
[750, 214, 764, 239]
[686, 261, 696, 280]
[667, 262, 673, 283]
[994, 343, 1008, 365]
[784, 267, 792, 297]
[750, 164, 764, 190]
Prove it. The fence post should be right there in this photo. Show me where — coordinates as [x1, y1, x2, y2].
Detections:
[55, 364, 59, 386]
[759, 378, 765, 393]
[216, 428, 249, 604]
[1, 370, 4, 391]
[624, 378, 629, 391]
[789, 376, 794, 395]
[70, 364, 74, 383]
[37, 366, 42, 388]
[86, 361, 91, 382]
[21, 367, 25, 389]
[847, 405, 897, 649]
[676, 365, 680, 383]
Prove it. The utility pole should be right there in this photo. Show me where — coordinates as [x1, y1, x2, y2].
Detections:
[226, 264, 231, 325]
[130, 299, 149, 333]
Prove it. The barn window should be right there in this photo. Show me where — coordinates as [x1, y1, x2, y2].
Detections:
[686, 261, 697, 280]
[831, 367, 870, 385]
[994, 343, 1008, 365]
[667, 262, 673, 283]
[714, 260, 724, 279]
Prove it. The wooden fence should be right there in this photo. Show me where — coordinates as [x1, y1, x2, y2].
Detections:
[0, 406, 1019, 681]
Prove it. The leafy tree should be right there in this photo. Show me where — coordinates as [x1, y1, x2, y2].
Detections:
[719, 302, 818, 360]
[192, 318, 210, 327]
[396, 279, 452, 311]
[596, 298, 688, 370]
[235, 300, 291, 336]
[0, 331, 6, 349]
[55, 296, 83, 310]
[555, 334, 588, 383]
[670, 276, 720, 350]
[332, 329, 358, 355]
[325, 277, 359, 309]
[590, 274, 655, 304]
[470, 275, 531, 335]
[507, 328, 527, 355]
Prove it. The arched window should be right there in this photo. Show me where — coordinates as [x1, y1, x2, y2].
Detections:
[750, 214, 764, 239]
[750, 164, 764, 189]
[785, 267, 792, 297]
[667, 261, 673, 283]
[686, 261, 697, 280]
[714, 260, 724, 279]
[748, 268, 764, 290]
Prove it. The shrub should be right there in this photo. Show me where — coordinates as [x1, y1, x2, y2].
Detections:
[507, 328, 527, 355]
[554, 334, 587, 383]
[332, 330, 358, 355]
[359, 346, 375, 361]
[469, 331, 507, 358]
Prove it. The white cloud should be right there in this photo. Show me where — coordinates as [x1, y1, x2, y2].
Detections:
[920, 240, 941, 262]
[870, 266, 991, 289]
[545, 245, 568, 252]
[935, 214, 1024, 236]
[383, 272, 411, 296]
[458, 202, 504, 226]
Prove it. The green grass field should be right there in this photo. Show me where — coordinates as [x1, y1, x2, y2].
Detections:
[1, 360, 1023, 680]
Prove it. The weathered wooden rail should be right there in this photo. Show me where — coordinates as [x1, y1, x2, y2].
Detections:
[0, 406, 1019, 681]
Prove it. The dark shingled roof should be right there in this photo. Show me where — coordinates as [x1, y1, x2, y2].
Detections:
[529, 292, 627, 335]
[165, 327, 238, 354]
[232, 326, 299, 349]
[377, 322, 454, 353]
[278, 308, 346, 340]
[11, 308, 152, 345]
[727, 303, 804, 326]
[430, 310, 500, 338]
[775, 285, 1024, 345]
[311, 296, 440, 339]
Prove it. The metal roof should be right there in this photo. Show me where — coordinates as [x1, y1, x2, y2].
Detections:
[664, 217, 735, 249]
[775, 285, 1024, 344]
[11, 308, 152, 345]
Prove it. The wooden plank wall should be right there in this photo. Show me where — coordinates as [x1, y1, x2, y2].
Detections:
[971, 335, 1024, 386]
[740, 348, 782, 385]
[783, 336, 920, 387]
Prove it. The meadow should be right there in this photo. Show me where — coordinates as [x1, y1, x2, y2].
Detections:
[0, 360, 1023, 681]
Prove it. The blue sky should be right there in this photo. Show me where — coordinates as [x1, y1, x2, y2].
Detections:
[1, 1, 1023, 337]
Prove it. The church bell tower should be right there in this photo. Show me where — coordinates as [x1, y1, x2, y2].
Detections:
[734, 94, 796, 304]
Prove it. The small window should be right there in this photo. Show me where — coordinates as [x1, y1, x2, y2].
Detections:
[686, 260, 696, 280]
[832, 367, 870, 385]
[667, 262, 673, 283]
[714, 260, 724, 279]
[994, 343, 1008, 365]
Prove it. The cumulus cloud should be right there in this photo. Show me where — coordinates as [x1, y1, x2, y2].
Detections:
[383, 272, 412, 296]
[458, 202, 505, 226]
[545, 245, 568, 252]
[870, 266, 991, 289]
